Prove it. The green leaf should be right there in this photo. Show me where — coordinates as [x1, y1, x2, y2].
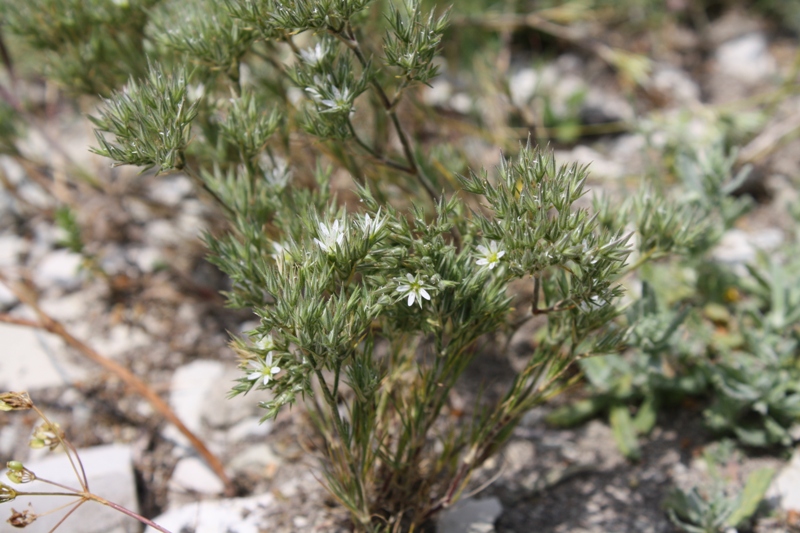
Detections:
[632, 396, 657, 435]
[610, 404, 640, 461]
[545, 397, 609, 427]
[726, 467, 775, 528]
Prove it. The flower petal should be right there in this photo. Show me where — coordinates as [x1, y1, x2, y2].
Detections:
[419, 289, 431, 301]
[407, 292, 415, 306]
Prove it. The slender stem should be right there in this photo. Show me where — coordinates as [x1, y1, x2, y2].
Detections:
[47, 499, 85, 533]
[13, 490, 82, 498]
[346, 120, 415, 174]
[34, 475, 84, 494]
[31, 405, 88, 492]
[619, 248, 657, 278]
[87, 493, 173, 533]
[333, 24, 438, 203]
[314, 368, 370, 522]
[178, 162, 234, 217]
[0, 314, 40, 327]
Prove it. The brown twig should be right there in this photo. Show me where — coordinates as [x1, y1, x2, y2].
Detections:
[0, 273, 235, 497]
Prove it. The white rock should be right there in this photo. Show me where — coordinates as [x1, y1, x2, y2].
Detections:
[713, 228, 784, 267]
[425, 78, 454, 107]
[450, 93, 473, 115]
[0, 280, 16, 308]
[767, 450, 800, 512]
[748, 228, 783, 251]
[713, 229, 755, 265]
[715, 34, 776, 84]
[650, 66, 700, 105]
[0, 323, 87, 390]
[228, 443, 281, 476]
[169, 456, 225, 495]
[34, 249, 84, 290]
[509, 68, 538, 107]
[227, 416, 274, 442]
[90, 324, 152, 359]
[165, 360, 226, 447]
[0, 234, 26, 268]
[0, 444, 139, 533]
[39, 291, 92, 324]
[203, 366, 260, 429]
[143, 220, 181, 247]
[128, 246, 164, 273]
[150, 175, 194, 207]
[555, 146, 625, 180]
[437, 497, 503, 533]
[99, 244, 131, 276]
[146, 493, 277, 533]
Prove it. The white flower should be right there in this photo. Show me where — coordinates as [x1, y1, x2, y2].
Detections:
[396, 273, 434, 307]
[247, 352, 281, 386]
[475, 241, 506, 270]
[319, 85, 352, 114]
[255, 334, 274, 352]
[300, 43, 326, 66]
[360, 208, 386, 237]
[314, 219, 346, 253]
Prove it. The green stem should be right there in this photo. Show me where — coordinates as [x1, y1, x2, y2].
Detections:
[333, 24, 438, 203]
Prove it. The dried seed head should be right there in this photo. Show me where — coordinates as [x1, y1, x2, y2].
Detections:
[0, 392, 33, 411]
[0, 483, 17, 503]
[29, 423, 63, 451]
[5, 463, 35, 484]
[7, 507, 37, 528]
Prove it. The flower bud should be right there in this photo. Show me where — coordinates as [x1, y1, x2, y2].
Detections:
[0, 392, 33, 411]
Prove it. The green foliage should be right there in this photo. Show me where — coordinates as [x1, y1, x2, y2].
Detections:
[0, 0, 157, 94]
[54, 206, 83, 254]
[89, 65, 199, 173]
[150, 0, 257, 73]
[0, 99, 20, 155]
[8, 0, 791, 530]
[665, 460, 775, 533]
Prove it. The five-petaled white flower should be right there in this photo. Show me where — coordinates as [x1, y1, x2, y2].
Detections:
[319, 85, 353, 114]
[314, 219, 345, 253]
[396, 273, 434, 307]
[247, 352, 281, 386]
[475, 241, 505, 270]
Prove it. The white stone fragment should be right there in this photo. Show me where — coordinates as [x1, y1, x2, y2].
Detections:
[509, 68, 538, 107]
[169, 456, 225, 495]
[715, 33, 776, 84]
[767, 450, 800, 512]
[146, 493, 277, 533]
[0, 280, 16, 308]
[150, 175, 194, 207]
[165, 360, 226, 447]
[0, 444, 139, 533]
[0, 323, 87, 391]
[437, 497, 503, 533]
[0, 234, 27, 268]
[33, 249, 84, 290]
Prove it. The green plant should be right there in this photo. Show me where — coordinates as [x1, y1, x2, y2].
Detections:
[2, 0, 778, 531]
[665, 442, 775, 533]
